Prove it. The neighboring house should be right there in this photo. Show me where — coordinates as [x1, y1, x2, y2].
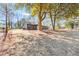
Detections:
[23, 23, 49, 30]
[22, 20, 37, 30]
[22, 20, 48, 30]
[23, 23, 38, 30]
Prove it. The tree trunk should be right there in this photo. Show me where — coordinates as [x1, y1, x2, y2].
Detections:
[3, 4, 8, 41]
[53, 16, 56, 31]
[38, 4, 42, 31]
[49, 11, 53, 30]
[38, 12, 42, 31]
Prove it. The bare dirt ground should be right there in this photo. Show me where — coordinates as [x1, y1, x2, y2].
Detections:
[0, 29, 79, 56]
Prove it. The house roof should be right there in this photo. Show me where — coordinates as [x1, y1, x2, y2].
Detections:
[24, 20, 37, 24]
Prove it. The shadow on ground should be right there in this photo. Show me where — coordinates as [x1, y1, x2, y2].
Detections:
[0, 30, 79, 56]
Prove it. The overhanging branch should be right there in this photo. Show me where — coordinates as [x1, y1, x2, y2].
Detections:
[42, 12, 46, 21]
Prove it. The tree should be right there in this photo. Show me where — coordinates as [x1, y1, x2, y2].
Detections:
[0, 4, 15, 41]
[2, 3, 8, 41]
[31, 3, 48, 31]
[15, 18, 26, 29]
[48, 3, 79, 31]
[48, 3, 70, 30]
[64, 4, 79, 30]
[63, 4, 79, 21]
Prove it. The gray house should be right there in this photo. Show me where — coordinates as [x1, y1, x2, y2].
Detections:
[16, 18, 48, 30]
[23, 23, 38, 30]
[22, 20, 48, 30]
[22, 20, 37, 30]
[23, 24, 49, 30]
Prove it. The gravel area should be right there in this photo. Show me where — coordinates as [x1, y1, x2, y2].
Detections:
[0, 29, 79, 56]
